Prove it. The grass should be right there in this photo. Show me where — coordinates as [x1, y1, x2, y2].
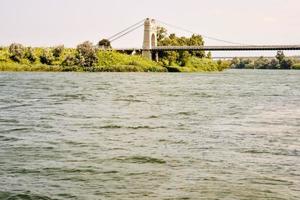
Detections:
[165, 57, 230, 72]
[292, 63, 300, 70]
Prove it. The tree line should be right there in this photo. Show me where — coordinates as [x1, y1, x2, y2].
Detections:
[230, 51, 297, 69]
[156, 27, 211, 67]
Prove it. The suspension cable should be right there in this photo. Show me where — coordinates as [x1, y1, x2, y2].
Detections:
[108, 19, 145, 41]
[156, 19, 246, 45]
[110, 24, 144, 43]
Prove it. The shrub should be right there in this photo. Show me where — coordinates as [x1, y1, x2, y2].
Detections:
[0, 48, 9, 62]
[9, 43, 25, 62]
[24, 47, 37, 63]
[52, 45, 64, 58]
[76, 41, 98, 67]
[40, 49, 54, 65]
[62, 55, 77, 66]
[280, 58, 294, 69]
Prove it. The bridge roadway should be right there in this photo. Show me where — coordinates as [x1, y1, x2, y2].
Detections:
[114, 45, 300, 52]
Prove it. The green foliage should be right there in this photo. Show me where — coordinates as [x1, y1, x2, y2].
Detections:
[9, 43, 25, 62]
[280, 58, 293, 69]
[62, 55, 77, 66]
[96, 51, 166, 72]
[230, 58, 254, 69]
[157, 28, 205, 66]
[157, 27, 168, 43]
[24, 47, 37, 63]
[292, 63, 300, 69]
[276, 51, 285, 62]
[52, 45, 64, 58]
[165, 57, 230, 72]
[98, 39, 111, 49]
[254, 57, 270, 69]
[0, 39, 229, 72]
[0, 62, 62, 72]
[40, 49, 54, 65]
[230, 52, 294, 69]
[184, 57, 219, 72]
[76, 41, 98, 68]
[0, 48, 9, 62]
[206, 52, 212, 59]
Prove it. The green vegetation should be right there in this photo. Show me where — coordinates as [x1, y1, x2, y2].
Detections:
[293, 63, 300, 69]
[230, 51, 299, 70]
[154, 27, 229, 71]
[0, 42, 166, 72]
[0, 31, 230, 72]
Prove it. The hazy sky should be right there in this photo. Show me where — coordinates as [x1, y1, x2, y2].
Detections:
[0, 0, 299, 56]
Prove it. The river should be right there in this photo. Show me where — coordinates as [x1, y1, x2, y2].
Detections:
[0, 70, 299, 200]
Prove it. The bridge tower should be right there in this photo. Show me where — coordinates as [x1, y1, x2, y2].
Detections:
[142, 18, 158, 61]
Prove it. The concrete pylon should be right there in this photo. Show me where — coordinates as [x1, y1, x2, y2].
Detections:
[142, 18, 158, 61]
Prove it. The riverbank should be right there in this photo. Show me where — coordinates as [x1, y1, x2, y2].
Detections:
[0, 44, 229, 72]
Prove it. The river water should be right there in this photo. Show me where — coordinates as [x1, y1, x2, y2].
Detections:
[0, 70, 299, 200]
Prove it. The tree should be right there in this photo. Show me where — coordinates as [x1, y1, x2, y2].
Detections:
[230, 58, 254, 69]
[157, 27, 168, 43]
[206, 52, 212, 59]
[275, 51, 293, 69]
[52, 45, 64, 58]
[254, 57, 270, 69]
[76, 41, 98, 68]
[179, 51, 191, 66]
[62, 55, 77, 66]
[157, 28, 206, 66]
[269, 59, 280, 69]
[98, 39, 111, 49]
[188, 34, 205, 58]
[280, 58, 293, 69]
[276, 51, 285, 63]
[9, 43, 25, 62]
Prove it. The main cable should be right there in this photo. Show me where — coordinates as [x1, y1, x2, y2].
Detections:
[110, 24, 144, 43]
[156, 19, 246, 45]
[108, 19, 145, 41]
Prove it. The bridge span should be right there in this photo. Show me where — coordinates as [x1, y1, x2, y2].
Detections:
[152, 45, 300, 52]
[108, 18, 300, 60]
[114, 45, 300, 52]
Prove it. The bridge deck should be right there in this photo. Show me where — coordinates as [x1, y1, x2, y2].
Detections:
[114, 45, 300, 52]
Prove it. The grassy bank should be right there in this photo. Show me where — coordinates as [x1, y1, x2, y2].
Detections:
[292, 63, 300, 70]
[0, 44, 229, 72]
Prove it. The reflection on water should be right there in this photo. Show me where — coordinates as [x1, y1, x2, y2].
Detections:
[0, 70, 299, 199]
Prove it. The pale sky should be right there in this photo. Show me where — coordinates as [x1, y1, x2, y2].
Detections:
[1, 0, 299, 56]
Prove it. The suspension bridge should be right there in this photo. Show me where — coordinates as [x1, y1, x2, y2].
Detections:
[104, 18, 300, 60]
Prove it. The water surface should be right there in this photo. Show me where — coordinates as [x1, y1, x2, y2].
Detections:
[0, 70, 299, 199]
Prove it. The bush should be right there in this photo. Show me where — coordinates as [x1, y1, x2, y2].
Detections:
[76, 41, 98, 68]
[280, 58, 294, 69]
[9, 43, 25, 62]
[40, 49, 54, 65]
[62, 55, 77, 66]
[0, 48, 9, 62]
[52, 45, 64, 58]
[96, 51, 166, 72]
[24, 47, 37, 63]
[185, 57, 220, 72]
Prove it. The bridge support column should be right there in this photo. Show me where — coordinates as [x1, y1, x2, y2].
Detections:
[142, 18, 158, 61]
